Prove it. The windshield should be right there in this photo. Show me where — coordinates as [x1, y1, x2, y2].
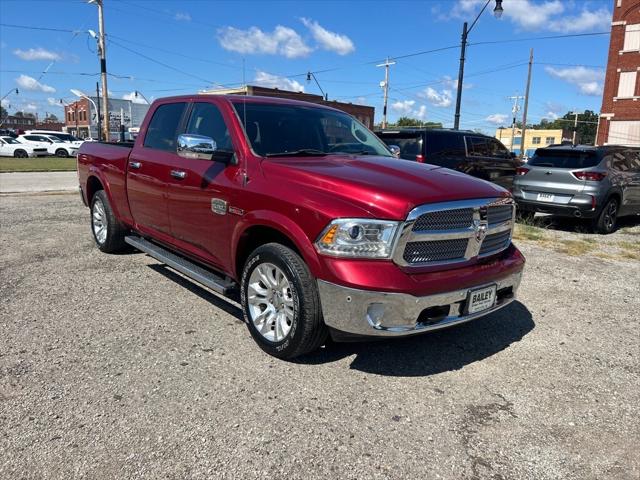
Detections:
[1, 137, 20, 144]
[46, 136, 64, 143]
[529, 149, 600, 169]
[232, 102, 392, 158]
[52, 133, 79, 142]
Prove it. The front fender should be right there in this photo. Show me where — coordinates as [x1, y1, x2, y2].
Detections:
[230, 210, 323, 279]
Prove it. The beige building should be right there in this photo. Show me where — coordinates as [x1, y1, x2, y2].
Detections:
[496, 128, 570, 157]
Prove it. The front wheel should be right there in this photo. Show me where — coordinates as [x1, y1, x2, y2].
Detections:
[90, 190, 128, 252]
[241, 243, 327, 359]
[14, 149, 28, 158]
[55, 148, 68, 158]
[593, 198, 618, 234]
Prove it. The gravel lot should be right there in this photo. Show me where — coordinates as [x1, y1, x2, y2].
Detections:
[1, 194, 638, 479]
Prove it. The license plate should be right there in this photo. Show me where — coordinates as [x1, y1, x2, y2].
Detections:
[467, 285, 497, 314]
[537, 192, 555, 202]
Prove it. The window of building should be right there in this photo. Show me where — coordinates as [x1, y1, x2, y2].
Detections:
[623, 24, 640, 51]
[545, 137, 555, 145]
[67, 112, 72, 122]
[513, 136, 521, 145]
[608, 121, 640, 146]
[143, 102, 187, 151]
[617, 71, 637, 97]
[532, 136, 541, 144]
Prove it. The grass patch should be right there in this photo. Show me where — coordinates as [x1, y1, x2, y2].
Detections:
[554, 239, 596, 256]
[617, 240, 640, 251]
[513, 224, 547, 242]
[0, 156, 77, 172]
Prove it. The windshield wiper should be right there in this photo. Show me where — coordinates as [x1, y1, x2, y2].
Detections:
[265, 149, 329, 157]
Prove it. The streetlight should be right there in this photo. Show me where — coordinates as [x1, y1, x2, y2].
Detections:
[1, 88, 19, 103]
[71, 89, 101, 140]
[134, 90, 150, 104]
[453, 0, 504, 130]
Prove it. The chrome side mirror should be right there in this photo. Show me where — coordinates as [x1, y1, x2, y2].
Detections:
[388, 144, 401, 158]
[177, 134, 217, 160]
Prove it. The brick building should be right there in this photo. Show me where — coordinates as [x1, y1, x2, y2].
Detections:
[203, 85, 375, 128]
[0, 113, 36, 131]
[63, 96, 150, 139]
[597, 0, 640, 146]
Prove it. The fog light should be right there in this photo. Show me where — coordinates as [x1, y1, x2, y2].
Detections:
[366, 303, 385, 327]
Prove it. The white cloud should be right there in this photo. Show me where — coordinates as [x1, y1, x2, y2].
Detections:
[420, 87, 453, 108]
[46, 97, 63, 107]
[13, 47, 61, 61]
[24, 103, 38, 111]
[15, 74, 56, 93]
[217, 26, 312, 58]
[486, 113, 509, 125]
[448, 0, 610, 33]
[301, 18, 355, 55]
[1, 98, 10, 108]
[545, 66, 604, 96]
[254, 70, 305, 92]
[122, 91, 149, 104]
[175, 12, 191, 21]
[391, 100, 427, 119]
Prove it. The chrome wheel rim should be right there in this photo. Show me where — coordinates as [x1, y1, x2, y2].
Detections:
[92, 198, 107, 245]
[604, 202, 617, 231]
[247, 263, 295, 342]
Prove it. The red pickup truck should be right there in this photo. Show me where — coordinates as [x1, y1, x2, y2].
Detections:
[78, 94, 525, 359]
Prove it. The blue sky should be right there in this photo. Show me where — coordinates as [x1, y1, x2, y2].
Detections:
[0, 0, 613, 133]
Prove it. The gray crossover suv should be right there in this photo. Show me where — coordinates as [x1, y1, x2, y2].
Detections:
[513, 145, 640, 233]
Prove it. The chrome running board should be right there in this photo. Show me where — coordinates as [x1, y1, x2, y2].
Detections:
[125, 236, 235, 295]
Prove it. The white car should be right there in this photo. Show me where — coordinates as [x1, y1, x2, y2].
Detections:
[26, 130, 84, 148]
[17, 134, 78, 157]
[0, 136, 48, 158]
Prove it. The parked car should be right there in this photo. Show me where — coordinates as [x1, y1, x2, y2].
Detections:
[513, 145, 640, 233]
[77, 95, 524, 359]
[0, 136, 48, 157]
[375, 128, 521, 190]
[26, 130, 84, 147]
[17, 134, 78, 157]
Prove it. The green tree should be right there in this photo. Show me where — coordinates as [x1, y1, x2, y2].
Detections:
[529, 110, 598, 144]
[0, 106, 7, 119]
[392, 117, 443, 128]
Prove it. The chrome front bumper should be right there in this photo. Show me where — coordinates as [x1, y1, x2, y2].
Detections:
[318, 270, 522, 337]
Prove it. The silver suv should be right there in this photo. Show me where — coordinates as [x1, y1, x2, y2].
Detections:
[513, 145, 640, 233]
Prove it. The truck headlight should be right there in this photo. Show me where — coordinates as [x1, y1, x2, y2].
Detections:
[315, 219, 400, 258]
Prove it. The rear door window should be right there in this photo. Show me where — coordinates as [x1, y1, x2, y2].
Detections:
[144, 102, 187, 152]
[529, 150, 601, 169]
[466, 136, 491, 157]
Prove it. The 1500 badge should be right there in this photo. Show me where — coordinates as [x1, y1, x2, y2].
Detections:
[211, 198, 228, 215]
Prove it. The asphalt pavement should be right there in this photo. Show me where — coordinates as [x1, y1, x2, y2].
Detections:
[0, 171, 78, 194]
[0, 194, 638, 479]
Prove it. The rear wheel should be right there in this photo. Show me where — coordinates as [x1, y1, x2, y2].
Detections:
[13, 149, 28, 158]
[55, 148, 68, 158]
[593, 198, 618, 234]
[241, 243, 327, 359]
[90, 190, 128, 252]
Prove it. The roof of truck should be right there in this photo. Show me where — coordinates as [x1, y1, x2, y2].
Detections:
[153, 94, 342, 111]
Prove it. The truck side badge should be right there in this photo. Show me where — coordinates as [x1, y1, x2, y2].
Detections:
[211, 198, 228, 215]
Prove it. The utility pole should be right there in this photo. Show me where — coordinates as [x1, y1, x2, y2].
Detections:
[89, 0, 109, 141]
[571, 111, 579, 145]
[508, 95, 525, 154]
[96, 81, 102, 141]
[377, 58, 395, 129]
[519, 48, 534, 160]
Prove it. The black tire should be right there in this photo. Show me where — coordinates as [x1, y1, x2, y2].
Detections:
[13, 149, 28, 158]
[90, 190, 128, 253]
[241, 243, 328, 359]
[516, 210, 535, 223]
[55, 148, 68, 158]
[593, 197, 619, 234]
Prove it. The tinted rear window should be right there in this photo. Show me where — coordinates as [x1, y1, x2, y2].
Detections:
[425, 132, 466, 157]
[529, 150, 600, 169]
[378, 132, 423, 160]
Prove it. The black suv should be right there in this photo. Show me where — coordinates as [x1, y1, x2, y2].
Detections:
[375, 128, 521, 190]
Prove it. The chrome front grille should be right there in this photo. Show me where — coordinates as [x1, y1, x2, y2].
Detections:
[412, 208, 474, 231]
[402, 238, 469, 263]
[393, 198, 514, 268]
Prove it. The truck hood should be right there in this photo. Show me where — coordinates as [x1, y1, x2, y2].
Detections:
[261, 155, 509, 220]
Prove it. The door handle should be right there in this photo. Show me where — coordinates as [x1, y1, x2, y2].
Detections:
[170, 170, 186, 180]
[129, 161, 141, 169]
